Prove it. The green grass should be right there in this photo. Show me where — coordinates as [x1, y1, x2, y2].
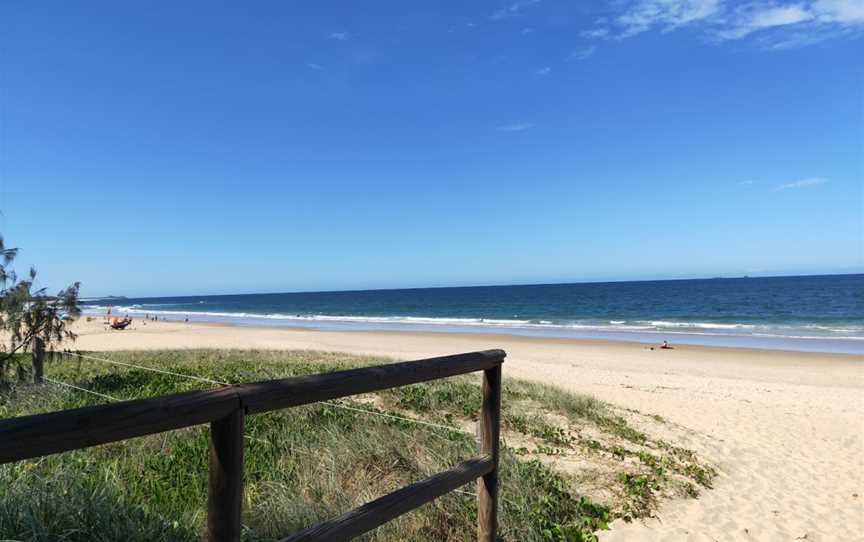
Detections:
[0, 350, 713, 541]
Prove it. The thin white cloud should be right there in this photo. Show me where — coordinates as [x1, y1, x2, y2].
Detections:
[581, 1, 864, 48]
[569, 45, 597, 60]
[738, 180, 756, 185]
[814, 0, 864, 23]
[617, 0, 722, 37]
[497, 122, 534, 132]
[581, 27, 610, 38]
[767, 26, 844, 47]
[326, 32, 350, 41]
[491, 0, 542, 21]
[716, 4, 815, 40]
[775, 177, 829, 190]
[535, 66, 552, 76]
[305, 62, 325, 71]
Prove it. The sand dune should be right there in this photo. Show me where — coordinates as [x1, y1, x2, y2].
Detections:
[68, 318, 864, 540]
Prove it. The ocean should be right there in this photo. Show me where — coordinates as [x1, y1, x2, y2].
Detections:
[83, 274, 864, 354]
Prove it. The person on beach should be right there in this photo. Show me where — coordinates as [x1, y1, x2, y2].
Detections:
[660, 340, 674, 349]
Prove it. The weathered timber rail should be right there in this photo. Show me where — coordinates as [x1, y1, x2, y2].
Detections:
[1, 349, 506, 542]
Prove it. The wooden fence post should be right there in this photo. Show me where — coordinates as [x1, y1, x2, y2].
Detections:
[477, 365, 501, 542]
[207, 407, 245, 542]
[32, 337, 45, 384]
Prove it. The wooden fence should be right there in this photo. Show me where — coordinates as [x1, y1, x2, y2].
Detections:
[2, 348, 506, 542]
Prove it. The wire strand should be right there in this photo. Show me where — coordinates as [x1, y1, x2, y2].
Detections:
[44, 376, 123, 402]
[320, 400, 472, 435]
[59, 351, 229, 386]
[453, 489, 478, 497]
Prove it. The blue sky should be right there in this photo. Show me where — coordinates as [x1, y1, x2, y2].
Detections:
[1, 0, 862, 297]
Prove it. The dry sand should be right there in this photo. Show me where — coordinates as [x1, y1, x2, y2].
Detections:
[70, 318, 863, 541]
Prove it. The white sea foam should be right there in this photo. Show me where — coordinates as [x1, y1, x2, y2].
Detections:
[647, 320, 755, 330]
[80, 305, 864, 342]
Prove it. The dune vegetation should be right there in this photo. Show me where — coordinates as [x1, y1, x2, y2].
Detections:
[0, 350, 715, 541]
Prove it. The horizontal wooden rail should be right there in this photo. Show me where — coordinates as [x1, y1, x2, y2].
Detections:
[1, 349, 506, 541]
[282, 455, 494, 542]
[239, 349, 504, 414]
[0, 386, 242, 464]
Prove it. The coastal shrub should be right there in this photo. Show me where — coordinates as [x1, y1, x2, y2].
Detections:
[504, 459, 609, 541]
[617, 473, 661, 522]
[0, 235, 81, 385]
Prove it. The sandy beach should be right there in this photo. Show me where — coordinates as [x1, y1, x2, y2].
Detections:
[69, 318, 863, 541]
